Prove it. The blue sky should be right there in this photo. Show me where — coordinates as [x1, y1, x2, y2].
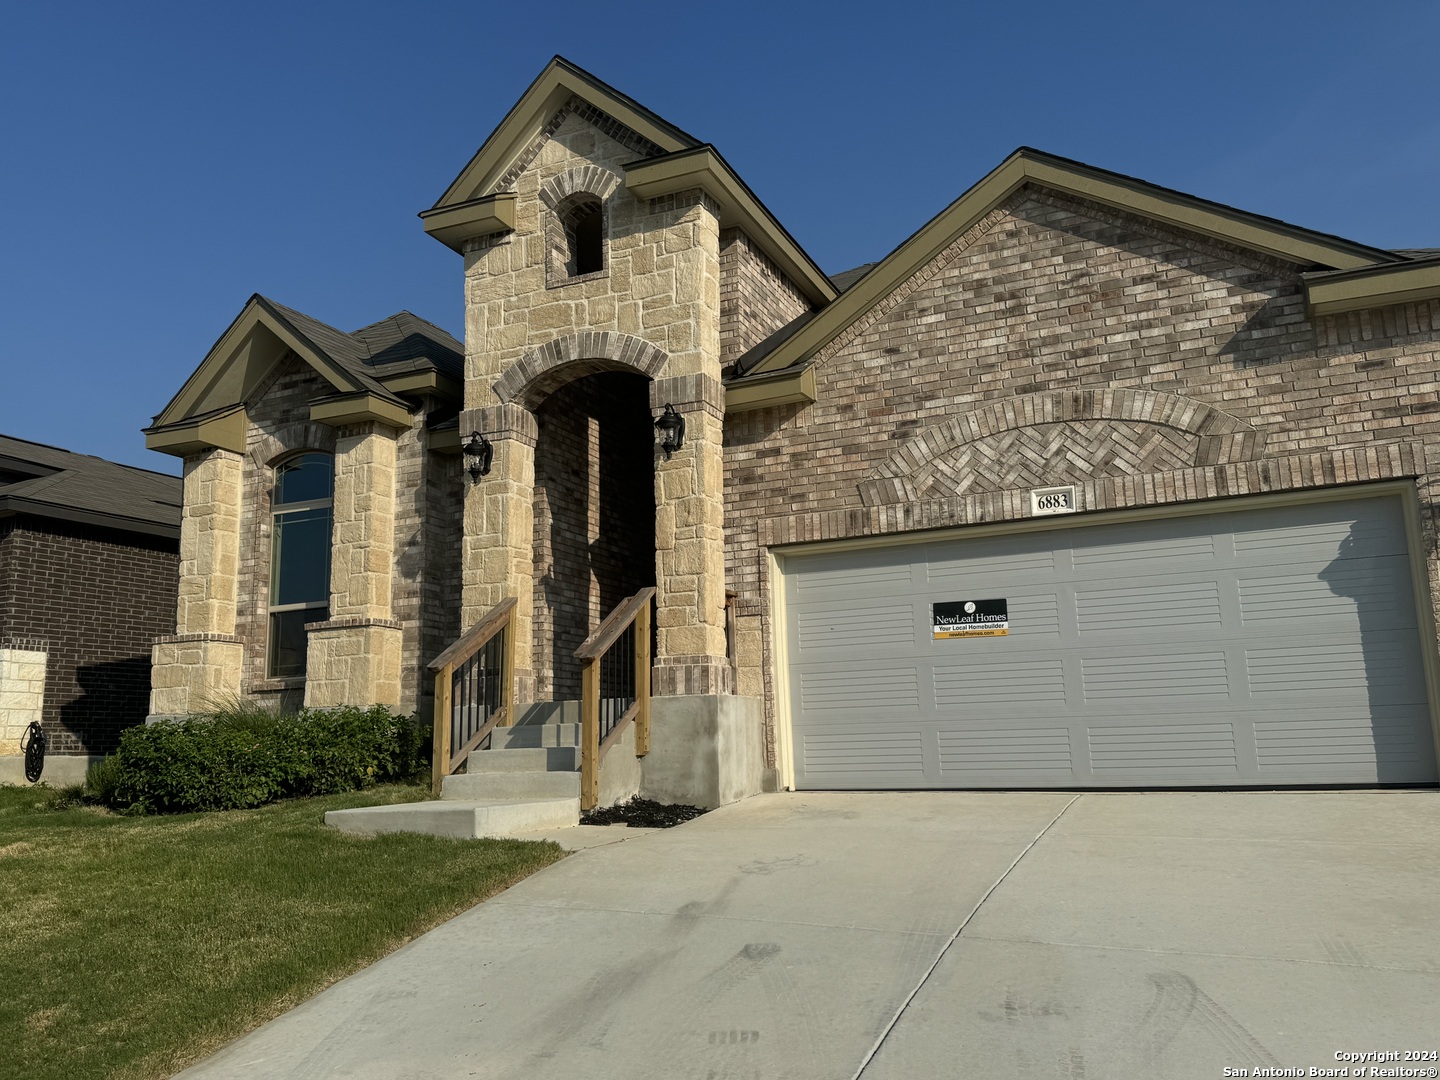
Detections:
[3, 1, 1437, 474]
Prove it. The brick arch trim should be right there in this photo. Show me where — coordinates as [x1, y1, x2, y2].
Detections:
[859, 389, 1263, 506]
[494, 332, 670, 409]
[248, 421, 338, 469]
[538, 166, 621, 210]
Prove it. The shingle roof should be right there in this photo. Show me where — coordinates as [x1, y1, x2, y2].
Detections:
[0, 435, 180, 538]
[829, 263, 879, 292]
[257, 297, 463, 396]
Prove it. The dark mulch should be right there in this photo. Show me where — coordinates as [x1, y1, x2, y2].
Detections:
[580, 797, 707, 829]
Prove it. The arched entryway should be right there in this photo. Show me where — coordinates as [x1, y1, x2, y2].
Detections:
[530, 371, 656, 700]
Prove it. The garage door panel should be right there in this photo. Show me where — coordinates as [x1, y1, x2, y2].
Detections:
[1073, 579, 1224, 633]
[785, 493, 1438, 789]
[795, 602, 916, 652]
[1238, 556, 1415, 627]
[797, 665, 921, 715]
[932, 657, 1068, 707]
[1244, 631, 1428, 704]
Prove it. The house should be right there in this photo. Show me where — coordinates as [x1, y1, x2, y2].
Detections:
[0, 435, 180, 785]
[143, 57, 1440, 806]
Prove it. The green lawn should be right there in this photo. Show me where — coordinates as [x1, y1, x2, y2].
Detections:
[0, 783, 564, 1080]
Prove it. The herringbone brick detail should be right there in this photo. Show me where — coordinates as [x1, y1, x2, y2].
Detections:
[920, 420, 1198, 497]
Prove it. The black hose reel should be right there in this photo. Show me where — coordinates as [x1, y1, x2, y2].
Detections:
[20, 721, 45, 783]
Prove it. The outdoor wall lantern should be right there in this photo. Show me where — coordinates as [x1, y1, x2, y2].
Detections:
[463, 431, 493, 481]
[654, 404, 685, 459]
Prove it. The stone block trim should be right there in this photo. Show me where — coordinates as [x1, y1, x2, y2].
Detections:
[462, 403, 539, 448]
[302, 622, 402, 709]
[177, 450, 243, 637]
[0, 646, 46, 756]
[650, 372, 726, 422]
[149, 637, 244, 718]
[494, 332, 670, 408]
[329, 423, 398, 621]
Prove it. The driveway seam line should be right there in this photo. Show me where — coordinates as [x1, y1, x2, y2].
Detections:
[849, 793, 1084, 1080]
[481, 899, 961, 936]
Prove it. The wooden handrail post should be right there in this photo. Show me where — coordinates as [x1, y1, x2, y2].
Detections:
[635, 598, 651, 757]
[432, 663, 453, 796]
[500, 617, 516, 726]
[580, 657, 600, 811]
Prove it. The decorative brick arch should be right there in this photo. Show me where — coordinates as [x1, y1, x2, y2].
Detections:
[538, 165, 620, 210]
[494, 332, 670, 409]
[858, 389, 1264, 506]
[247, 421, 337, 469]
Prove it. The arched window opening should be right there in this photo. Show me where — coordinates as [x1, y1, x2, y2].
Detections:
[564, 199, 604, 277]
[268, 452, 333, 678]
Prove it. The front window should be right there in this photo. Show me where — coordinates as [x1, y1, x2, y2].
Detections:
[268, 453, 333, 678]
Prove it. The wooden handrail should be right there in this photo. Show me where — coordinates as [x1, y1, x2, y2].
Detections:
[430, 597, 517, 794]
[429, 596, 517, 671]
[575, 588, 654, 810]
[574, 588, 655, 660]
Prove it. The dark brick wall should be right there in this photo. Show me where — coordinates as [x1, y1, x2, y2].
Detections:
[0, 517, 178, 753]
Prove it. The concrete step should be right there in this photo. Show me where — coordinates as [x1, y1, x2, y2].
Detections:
[515, 700, 582, 726]
[324, 797, 579, 840]
[465, 746, 579, 773]
[442, 770, 580, 801]
[491, 722, 581, 749]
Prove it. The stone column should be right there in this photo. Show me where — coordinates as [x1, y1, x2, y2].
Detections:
[304, 422, 402, 708]
[0, 640, 47, 754]
[651, 372, 731, 695]
[149, 449, 245, 718]
[460, 403, 537, 704]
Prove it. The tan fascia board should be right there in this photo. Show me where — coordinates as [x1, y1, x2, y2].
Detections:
[154, 298, 363, 427]
[747, 148, 1401, 376]
[419, 192, 517, 253]
[1303, 258, 1440, 316]
[430, 57, 699, 209]
[377, 369, 463, 401]
[309, 392, 412, 429]
[144, 404, 248, 457]
[724, 366, 817, 413]
[625, 147, 837, 306]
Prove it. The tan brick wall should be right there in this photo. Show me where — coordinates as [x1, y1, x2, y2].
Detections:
[723, 186, 1440, 765]
[719, 227, 813, 367]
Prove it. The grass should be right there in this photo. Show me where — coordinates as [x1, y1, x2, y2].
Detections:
[0, 783, 564, 1080]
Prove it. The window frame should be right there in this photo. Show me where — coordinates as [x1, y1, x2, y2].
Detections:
[267, 452, 334, 680]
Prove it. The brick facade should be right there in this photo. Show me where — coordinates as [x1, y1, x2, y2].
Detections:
[722, 188, 1440, 766]
[0, 518, 177, 753]
[719, 227, 813, 366]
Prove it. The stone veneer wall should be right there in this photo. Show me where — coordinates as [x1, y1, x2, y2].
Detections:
[723, 186, 1440, 766]
[1, 519, 177, 752]
[460, 97, 728, 699]
[719, 228, 813, 367]
[531, 372, 655, 701]
[0, 644, 46, 755]
[234, 353, 438, 716]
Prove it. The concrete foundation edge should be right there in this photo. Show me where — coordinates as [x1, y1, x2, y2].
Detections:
[639, 694, 765, 809]
[0, 754, 102, 788]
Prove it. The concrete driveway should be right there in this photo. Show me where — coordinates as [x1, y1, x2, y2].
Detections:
[177, 791, 1440, 1079]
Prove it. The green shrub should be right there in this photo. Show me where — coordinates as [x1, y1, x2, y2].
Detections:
[84, 755, 123, 806]
[103, 706, 428, 814]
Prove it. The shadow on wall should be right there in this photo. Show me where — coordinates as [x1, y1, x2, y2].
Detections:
[58, 656, 152, 755]
[1315, 519, 1438, 784]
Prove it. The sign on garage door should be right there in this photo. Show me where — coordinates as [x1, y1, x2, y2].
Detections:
[782, 494, 1439, 789]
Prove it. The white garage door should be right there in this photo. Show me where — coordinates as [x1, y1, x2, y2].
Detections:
[783, 494, 1439, 789]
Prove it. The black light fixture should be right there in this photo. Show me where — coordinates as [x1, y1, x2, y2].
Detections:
[463, 431, 493, 480]
[654, 404, 685, 459]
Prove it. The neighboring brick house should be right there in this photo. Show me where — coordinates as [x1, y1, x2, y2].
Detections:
[144, 57, 1440, 799]
[0, 435, 179, 781]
